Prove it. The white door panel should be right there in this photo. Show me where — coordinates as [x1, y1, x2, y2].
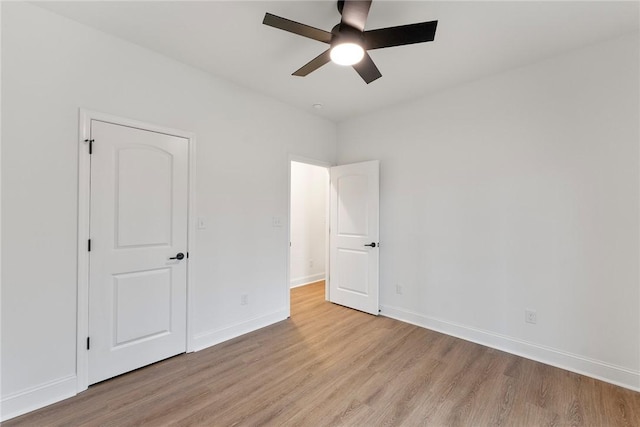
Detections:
[89, 120, 188, 384]
[113, 268, 172, 346]
[116, 146, 173, 247]
[329, 160, 379, 315]
[336, 174, 369, 236]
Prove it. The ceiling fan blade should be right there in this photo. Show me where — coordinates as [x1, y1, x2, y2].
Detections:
[352, 52, 381, 84]
[263, 13, 332, 43]
[292, 49, 332, 77]
[364, 20, 438, 50]
[340, 0, 372, 31]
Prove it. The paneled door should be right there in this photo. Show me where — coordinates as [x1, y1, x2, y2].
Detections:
[88, 120, 189, 385]
[329, 160, 379, 315]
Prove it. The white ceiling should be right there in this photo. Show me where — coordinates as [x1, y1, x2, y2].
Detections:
[34, 1, 639, 122]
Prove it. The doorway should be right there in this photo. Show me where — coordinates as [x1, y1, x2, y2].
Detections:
[288, 158, 330, 309]
[287, 158, 381, 316]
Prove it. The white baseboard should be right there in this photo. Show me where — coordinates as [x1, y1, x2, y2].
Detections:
[290, 273, 325, 288]
[192, 309, 288, 352]
[380, 304, 640, 392]
[1, 374, 77, 422]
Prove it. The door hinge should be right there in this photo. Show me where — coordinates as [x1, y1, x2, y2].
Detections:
[86, 337, 90, 350]
[88, 239, 91, 252]
[84, 139, 94, 154]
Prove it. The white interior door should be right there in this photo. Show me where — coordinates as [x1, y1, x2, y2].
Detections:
[329, 160, 379, 315]
[88, 120, 189, 385]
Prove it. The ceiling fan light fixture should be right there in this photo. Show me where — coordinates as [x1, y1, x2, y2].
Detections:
[330, 42, 365, 66]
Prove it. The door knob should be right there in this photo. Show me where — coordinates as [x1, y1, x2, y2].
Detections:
[169, 252, 185, 260]
[364, 242, 377, 248]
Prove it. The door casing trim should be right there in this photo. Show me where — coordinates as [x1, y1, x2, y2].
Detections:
[76, 109, 197, 392]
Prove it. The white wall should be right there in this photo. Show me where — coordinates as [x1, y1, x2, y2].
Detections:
[2, 1, 638, 420]
[338, 33, 640, 390]
[0, 2, 336, 420]
[290, 161, 328, 287]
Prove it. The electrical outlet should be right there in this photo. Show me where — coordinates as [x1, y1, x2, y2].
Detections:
[272, 216, 283, 227]
[241, 294, 249, 306]
[309, 259, 314, 268]
[525, 309, 537, 324]
[395, 284, 403, 295]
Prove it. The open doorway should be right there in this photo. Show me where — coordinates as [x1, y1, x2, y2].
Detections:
[289, 159, 330, 309]
[287, 158, 380, 317]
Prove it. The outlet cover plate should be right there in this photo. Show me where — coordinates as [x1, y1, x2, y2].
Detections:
[525, 309, 537, 324]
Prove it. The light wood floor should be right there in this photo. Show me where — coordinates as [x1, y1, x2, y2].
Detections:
[5, 281, 640, 426]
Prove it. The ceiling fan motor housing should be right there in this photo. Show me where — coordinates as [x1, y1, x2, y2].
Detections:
[331, 23, 364, 48]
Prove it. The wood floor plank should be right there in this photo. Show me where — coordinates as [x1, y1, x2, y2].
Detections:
[4, 281, 640, 426]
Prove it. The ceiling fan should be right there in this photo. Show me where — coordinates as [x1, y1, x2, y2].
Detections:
[262, 0, 438, 84]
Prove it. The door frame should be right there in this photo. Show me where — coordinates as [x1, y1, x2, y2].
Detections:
[76, 109, 197, 392]
[287, 155, 333, 314]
